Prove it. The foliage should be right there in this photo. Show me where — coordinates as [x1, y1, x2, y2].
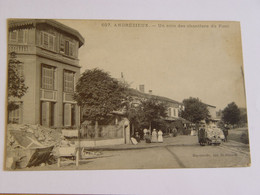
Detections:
[8, 52, 28, 111]
[142, 98, 167, 123]
[181, 97, 209, 124]
[222, 102, 241, 125]
[239, 108, 248, 125]
[74, 68, 127, 122]
[125, 103, 145, 131]
[125, 97, 167, 132]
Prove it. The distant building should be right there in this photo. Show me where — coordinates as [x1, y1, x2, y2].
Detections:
[126, 87, 184, 119]
[8, 19, 84, 127]
[139, 84, 145, 93]
[205, 104, 217, 119]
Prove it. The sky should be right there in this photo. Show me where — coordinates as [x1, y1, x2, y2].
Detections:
[57, 19, 247, 110]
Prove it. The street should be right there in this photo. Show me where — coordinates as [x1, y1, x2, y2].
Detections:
[24, 131, 250, 170]
[75, 138, 250, 170]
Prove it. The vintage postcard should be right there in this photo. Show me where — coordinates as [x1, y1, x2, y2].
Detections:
[5, 19, 250, 170]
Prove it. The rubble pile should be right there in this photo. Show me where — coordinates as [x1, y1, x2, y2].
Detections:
[7, 124, 62, 148]
[81, 149, 102, 159]
[6, 124, 62, 169]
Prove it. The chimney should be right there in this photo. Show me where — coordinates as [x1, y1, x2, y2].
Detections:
[139, 84, 145, 93]
[148, 90, 152, 95]
[121, 72, 124, 79]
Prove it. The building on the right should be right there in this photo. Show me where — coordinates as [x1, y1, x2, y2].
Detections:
[205, 104, 217, 119]
[204, 103, 220, 124]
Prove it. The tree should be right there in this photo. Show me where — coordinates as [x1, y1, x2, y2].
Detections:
[239, 108, 247, 125]
[140, 98, 167, 130]
[181, 97, 209, 124]
[125, 102, 145, 135]
[125, 97, 167, 134]
[222, 102, 241, 125]
[74, 68, 127, 138]
[8, 52, 28, 112]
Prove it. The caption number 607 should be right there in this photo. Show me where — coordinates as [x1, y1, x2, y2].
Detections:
[101, 23, 111, 27]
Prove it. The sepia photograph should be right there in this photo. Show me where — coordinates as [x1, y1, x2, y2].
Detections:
[5, 19, 250, 171]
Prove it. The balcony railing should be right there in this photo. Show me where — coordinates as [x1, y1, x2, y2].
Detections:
[8, 44, 34, 53]
[40, 89, 57, 102]
[63, 92, 76, 103]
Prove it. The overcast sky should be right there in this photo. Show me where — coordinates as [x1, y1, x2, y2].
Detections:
[57, 20, 247, 110]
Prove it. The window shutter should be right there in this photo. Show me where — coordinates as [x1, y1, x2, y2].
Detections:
[10, 31, 17, 42]
[65, 41, 69, 55]
[64, 70, 75, 92]
[18, 30, 24, 43]
[43, 33, 48, 47]
[41, 102, 48, 126]
[49, 36, 54, 50]
[69, 42, 74, 56]
[24, 30, 27, 44]
[60, 37, 65, 53]
[40, 32, 44, 46]
[42, 65, 55, 90]
[64, 104, 71, 126]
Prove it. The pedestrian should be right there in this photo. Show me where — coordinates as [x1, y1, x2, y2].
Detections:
[134, 131, 141, 142]
[144, 129, 151, 143]
[198, 125, 206, 146]
[223, 124, 229, 142]
[151, 129, 158, 143]
[173, 127, 177, 137]
[158, 130, 163, 143]
[147, 128, 151, 136]
[143, 128, 148, 139]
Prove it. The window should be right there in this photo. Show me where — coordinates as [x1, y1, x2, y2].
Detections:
[63, 103, 76, 127]
[60, 39, 65, 53]
[10, 31, 17, 42]
[18, 31, 24, 43]
[8, 103, 22, 124]
[61, 39, 75, 57]
[9, 30, 27, 43]
[42, 65, 56, 90]
[40, 32, 55, 51]
[65, 41, 69, 55]
[64, 70, 75, 92]
[41, 101, 55, 127]
[168, 108, 171, 117]
[69, 42, 74, 56]
[175, 109, 179, 117]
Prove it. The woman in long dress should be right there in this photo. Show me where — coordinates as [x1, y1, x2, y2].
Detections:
[158, 130, 163, 143]
[151, 129, 158, 143]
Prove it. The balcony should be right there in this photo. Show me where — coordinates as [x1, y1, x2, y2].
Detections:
[40, 89, 57, 102]
[8, 44, 35, 54]
[63, 92, 76, 103]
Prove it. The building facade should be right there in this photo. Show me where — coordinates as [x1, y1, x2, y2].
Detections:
[206, 104, 217, 119]
[127, 88, 184, 119]
[8, 19, 84, 127]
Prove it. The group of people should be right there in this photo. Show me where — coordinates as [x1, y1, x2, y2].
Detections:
[143, 128, 163, 143]
[131, 128, 164, 145]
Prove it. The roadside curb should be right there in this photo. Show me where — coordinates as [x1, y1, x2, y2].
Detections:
[84, 143, 199, 151]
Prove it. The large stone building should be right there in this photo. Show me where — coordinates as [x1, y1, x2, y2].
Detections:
[8, 19, 84, 127]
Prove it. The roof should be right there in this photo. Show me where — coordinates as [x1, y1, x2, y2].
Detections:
[126, 88, 182, 105]
[8, 19, 85, 47]
[165, 116, 192, 123]
[204, 103, 216, 108]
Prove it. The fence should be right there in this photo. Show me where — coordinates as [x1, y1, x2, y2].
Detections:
[80, 124, 124, 139]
